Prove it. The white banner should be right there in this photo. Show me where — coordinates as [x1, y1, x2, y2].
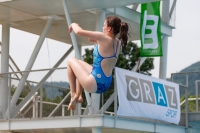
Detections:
[115, 67, 180, 124]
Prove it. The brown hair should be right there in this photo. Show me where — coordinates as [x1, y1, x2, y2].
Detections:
[105, 16, 130, 48]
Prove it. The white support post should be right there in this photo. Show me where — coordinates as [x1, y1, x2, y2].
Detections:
[196, 80, 200, 112]
[114, 75, 117, 116]
[78, 45, 82, 57]
[74, 45, 82, 115]
[32, 94, 38, 118]
[40, 87, 43, 118]
[159, 0, 170, 80]
[70, 110, 73, 116]
[7, 74, 11, 120]
[32, 97, 35, 118]
[159, 36, 168, 80]
[90, 10, 105, 114]
[8, 17, 54, 115]
[35, 95, 38, 118]
[62, 105, 65, 116]
[62, 0, 92, 114]
[185, 74, 189, 129]
[62, 0, 81, 59]
[0, 23, 10, 119]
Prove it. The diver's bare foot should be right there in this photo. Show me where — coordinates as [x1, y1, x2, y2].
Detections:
[68, 94, 78, 110]
[68, 101, 77, 110]
[77, 96, 83, 103]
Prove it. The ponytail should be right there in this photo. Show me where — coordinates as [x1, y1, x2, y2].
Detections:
[105, 16, 130, 48]
[119, 22, 130, 48]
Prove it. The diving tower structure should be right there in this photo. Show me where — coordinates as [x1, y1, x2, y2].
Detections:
[0, 0, 199, 133]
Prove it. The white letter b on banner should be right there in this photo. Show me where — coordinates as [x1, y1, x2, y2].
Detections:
[142, 11, 159, 49]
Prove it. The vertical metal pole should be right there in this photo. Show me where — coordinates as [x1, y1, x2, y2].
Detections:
[70, 110, 73, 116]
[169, 0, 177, 19]
[8, 74, 11, 120]
[185, 74, 188, 128]
[90, 10, 105, 114]
[114, 74, 117, 116]
[62, 0, 93, 115]
[114, 72, 118, 128]
[35, 96, 38, 118]
[62, 0, 80, 59]
[159, 0, 170, 80]
[77, 45, 82, 115]
[62, 105, 65, 116]
[0, 23, 10, 119]
[74, 45, 82, 115]
[9, 17, 54, 113]
[101, 92, 104, 114]
[32, 96, 35, 118]
[196, 81, 198, 112]
[40, 87, 43, 118]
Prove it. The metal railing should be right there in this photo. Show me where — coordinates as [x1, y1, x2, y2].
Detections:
[0, 67, 117, 120]
[171, 71, 200, 128]
[1, 67, 199, 129]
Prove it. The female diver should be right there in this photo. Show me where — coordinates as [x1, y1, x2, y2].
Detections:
[67, 16, 129, 110]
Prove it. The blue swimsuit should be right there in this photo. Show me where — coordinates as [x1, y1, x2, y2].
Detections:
[91, 41, 119, 93]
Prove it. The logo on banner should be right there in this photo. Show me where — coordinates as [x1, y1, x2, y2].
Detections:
[115, 67, 180, 124]
[140, 2, 163, 57]
[126, 75, 178, 110]
[142, 11, 159, 49]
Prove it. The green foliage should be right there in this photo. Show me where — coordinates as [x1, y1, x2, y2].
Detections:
[115, 41, 140, 70]
[83, 48, 94, 65]
[82, 41, 154, 111]
[180, 95, 200, 113]
[11, 84, 31, 98]
[181, 61, 200, 72]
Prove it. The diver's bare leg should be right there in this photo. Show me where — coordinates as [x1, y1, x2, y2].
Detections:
[67, 57, 97, 110]
[76, 79, 83, 103]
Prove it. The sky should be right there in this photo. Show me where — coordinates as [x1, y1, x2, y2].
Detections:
[147, 0, 200, 78]
[0, 0, 200, 81]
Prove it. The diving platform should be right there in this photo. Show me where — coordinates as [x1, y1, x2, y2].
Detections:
[0, 113, 200, 133]
[0, 115, 186, 133]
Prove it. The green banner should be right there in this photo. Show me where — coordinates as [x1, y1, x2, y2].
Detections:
[140, 2, 162, 57]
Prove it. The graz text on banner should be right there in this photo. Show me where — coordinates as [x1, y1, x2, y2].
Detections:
[115, 67, 180, 124]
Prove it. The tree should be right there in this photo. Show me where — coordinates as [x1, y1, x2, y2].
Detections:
[82, 41, 154, 111]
